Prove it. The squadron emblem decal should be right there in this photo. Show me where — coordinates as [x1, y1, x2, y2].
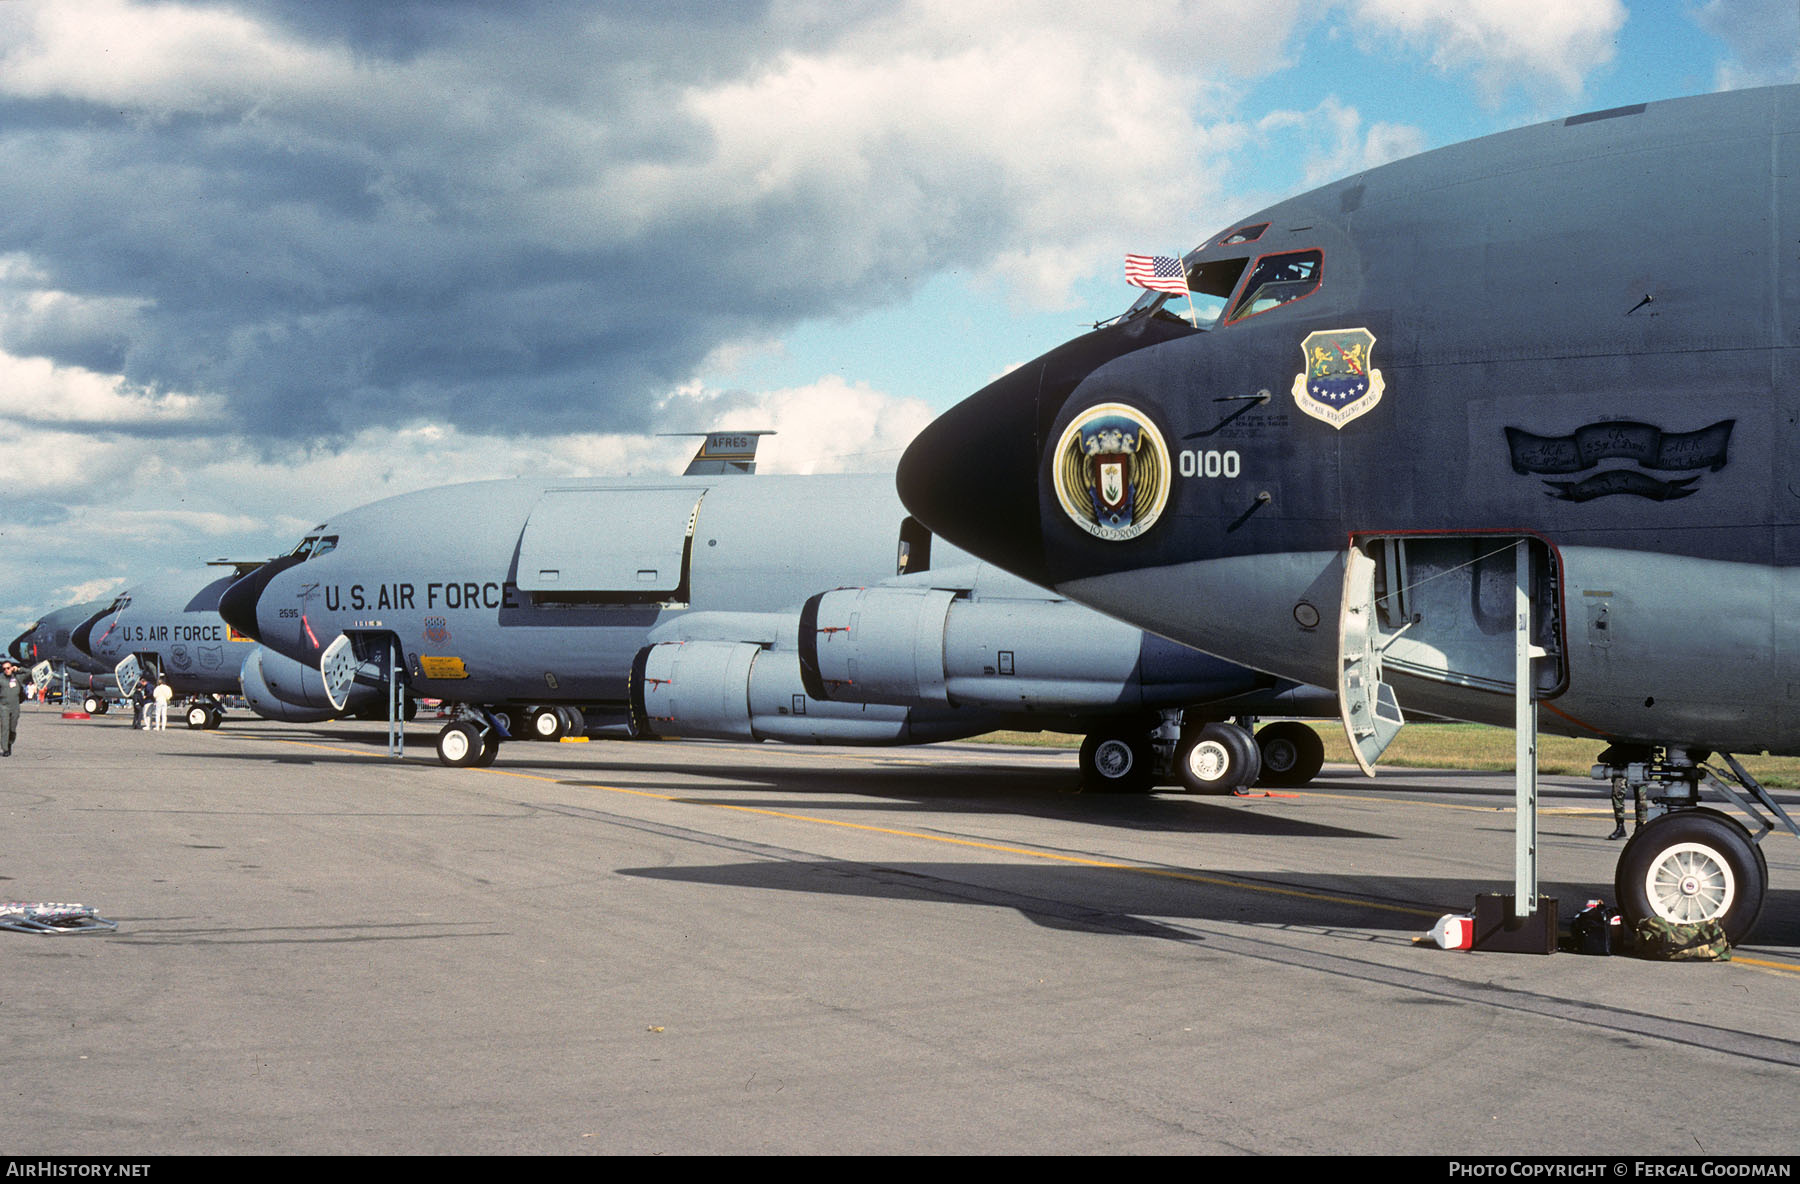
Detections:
[1051, 403, 1171, 541]
[1291, 327, 1385, 429]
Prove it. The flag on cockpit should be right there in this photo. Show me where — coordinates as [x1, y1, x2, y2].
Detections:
[1124, 254, 1189, 295]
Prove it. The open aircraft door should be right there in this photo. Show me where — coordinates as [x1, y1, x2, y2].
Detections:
[1339, 534, 1566, 774]
[321, 631, 409, 755]
[113, 653, 144, 698]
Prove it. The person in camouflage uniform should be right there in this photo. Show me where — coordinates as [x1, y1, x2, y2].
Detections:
[1609, 773, 1648, 841]
[0, 658, 24, 757]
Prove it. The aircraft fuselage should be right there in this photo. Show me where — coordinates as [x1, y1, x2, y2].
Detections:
[901, 85, 1800, 758]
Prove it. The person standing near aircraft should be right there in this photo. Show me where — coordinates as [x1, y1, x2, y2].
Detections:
[152, 676, 172, 731]
[1608, 771, 1649, 841]
[131, 677, 151, 730]
[0, 658, 24, 756]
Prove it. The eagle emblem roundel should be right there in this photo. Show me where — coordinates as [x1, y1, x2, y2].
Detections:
[1051, 402, 1172, 541]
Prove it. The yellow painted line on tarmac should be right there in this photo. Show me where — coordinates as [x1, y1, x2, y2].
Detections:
[1732, 956, 1800, 976]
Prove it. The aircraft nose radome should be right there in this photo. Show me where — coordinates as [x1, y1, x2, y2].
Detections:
[898, 364, 1051, 587]
[219, 563, 279, 641]
[221, 552, 313, 641]
[901, 315, 1201, 584]
[72, 610, 106, 659]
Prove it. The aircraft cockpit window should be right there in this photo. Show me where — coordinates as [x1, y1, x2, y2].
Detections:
[1122, 255, 1248, 329]
[311, 536, 338, 559]
[288, 535, 319, 560]
[1217, 223, 1268, 246]
[1226, 249, 1322, 324]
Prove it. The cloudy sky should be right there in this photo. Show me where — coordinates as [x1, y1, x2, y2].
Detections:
[3, 0, 1797, 630]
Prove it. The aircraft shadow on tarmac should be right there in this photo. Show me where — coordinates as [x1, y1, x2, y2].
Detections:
[548, 762, 1388, 842]
[188, 728, 1391, 841]
[618, 858, 1800, 949]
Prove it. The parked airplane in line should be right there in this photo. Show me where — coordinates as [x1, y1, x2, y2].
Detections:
[897, 85, 1800, 942]
[73, 564, 390, 726]
[9, 598, 118, 711]
[216, 469, 1336, 787]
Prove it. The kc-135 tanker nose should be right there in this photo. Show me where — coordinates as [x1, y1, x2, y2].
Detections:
[219, 553, 306, 642]
[897, 311, 1199, 587]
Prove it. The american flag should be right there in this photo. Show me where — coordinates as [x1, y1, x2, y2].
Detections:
[1125, 253, 1189, 295]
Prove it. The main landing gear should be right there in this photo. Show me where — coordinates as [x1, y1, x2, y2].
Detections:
[436, 718, 500, 768]
[435, 705, 588, 766]
[184, 700, 224, 729]
[1078, 716, 1327, 795]
[1593, 745, 1794, 944]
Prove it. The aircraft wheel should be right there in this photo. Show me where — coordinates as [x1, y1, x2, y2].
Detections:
[1177, 722, 1261, 795]
[436, 721, 486, 768]
[472, 733, 500, 767]
[1256, 721, 1325, 787]
[1615, 809, 1765, 945]
[529, 706, 565, 741]
[1078, 730, 1154, 794]
[83, 695, 102, 714]
[186, 704, 211, 729]
[204, 705, 224, 729]
[402, 697, 418, 722]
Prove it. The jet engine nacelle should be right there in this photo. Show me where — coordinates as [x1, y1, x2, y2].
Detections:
[631, 640, 993, 745]
[798, 585, 1271, 712]
[240, 646, 378, 723]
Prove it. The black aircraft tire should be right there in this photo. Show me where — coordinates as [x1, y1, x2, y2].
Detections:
[530, 707, 564, 742]
[437, 722, 485, 768]
[1256, 721, 1325, 787]
[1615, 809, 1765, 945]
[1177, 723, 1261, 795]
[205, 706, 224, 730]
[83, 695, 102, 714]
[186, 704, 211, 730]
[472, 735, 500, 767]
[1078, 731, 1154, 794]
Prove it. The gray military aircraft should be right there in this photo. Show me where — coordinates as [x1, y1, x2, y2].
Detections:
[9, 597, 119, 711]
[897, 85, 1800, 942]
[217, 468, 1337, 785]
[73, 565, 388, 726]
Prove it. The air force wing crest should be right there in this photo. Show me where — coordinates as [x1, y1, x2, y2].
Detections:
[1292, 327, 1385, 429]
[1051, 403, 1172, 541]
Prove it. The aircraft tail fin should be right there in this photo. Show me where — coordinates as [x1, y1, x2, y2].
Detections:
[665, 431, 775, 476]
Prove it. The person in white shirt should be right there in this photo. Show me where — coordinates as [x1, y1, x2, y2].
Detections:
[152, 677, 173, 731]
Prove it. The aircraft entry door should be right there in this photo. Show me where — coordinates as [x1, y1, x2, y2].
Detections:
[1338, 533, 1566, 773]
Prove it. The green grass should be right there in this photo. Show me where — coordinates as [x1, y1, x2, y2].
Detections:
[976, 721, 1800, 789]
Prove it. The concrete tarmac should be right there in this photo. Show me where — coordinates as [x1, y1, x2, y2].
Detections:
[4, 703, 1799, 1155]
